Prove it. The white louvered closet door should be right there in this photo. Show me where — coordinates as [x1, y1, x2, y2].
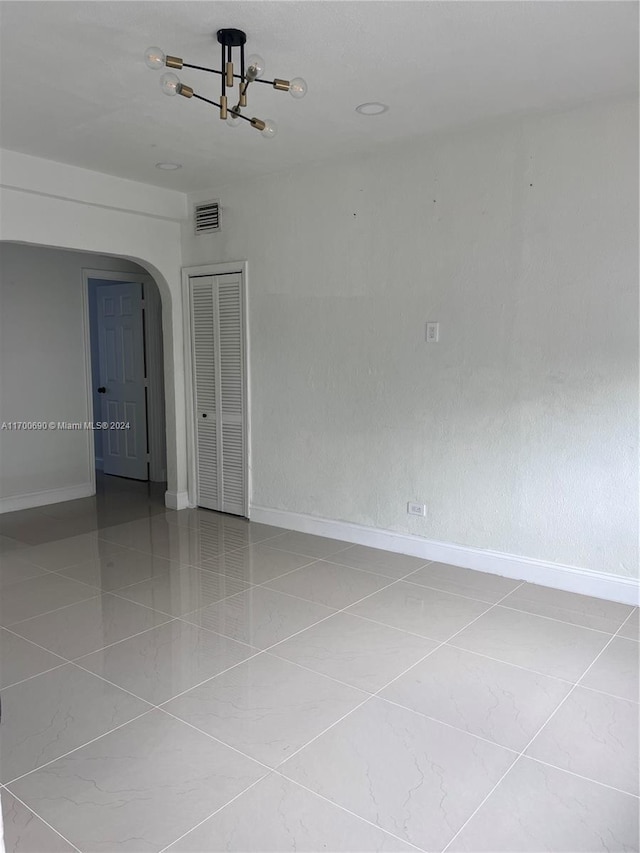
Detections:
[190, 273, 247, 515]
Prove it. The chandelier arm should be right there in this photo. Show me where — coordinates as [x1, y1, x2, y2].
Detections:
[179, 61, 278, 87]
[182, 62, 224, 76]
[221, 43, 225, 98]
[192, 92, 253, 123]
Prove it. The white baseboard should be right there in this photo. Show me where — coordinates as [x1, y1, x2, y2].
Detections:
[165, 490, 190, 510]
[0, 483, 94, 514]
[250, 506, 639, 606]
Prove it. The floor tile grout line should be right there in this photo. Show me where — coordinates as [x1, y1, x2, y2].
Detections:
[372, 694, 522, 755]
[263, 555, 418, 585]
[264, 584, 525, 774]
[5, 559, 516, 694]
[435, 641, 595, 687]
[4, 707, 154, 787]
[3, 589, 104, 629]
[262, 648, 400, 696]
[440, 605, 640, 852]
[264, 628, 628, 706]
[104, 583, 254, 620]
[576, 682, 639, 704]
[393, 578, 633, 636]
[172, 565, 507, 637]
[265, 623, 638, 738]
[32, 524, 640, 625]
[7, 610, 176, 664]
[250, 567, 635, 641]
[132, 571, 415, 710]
[102, 553, 412, 622]
[103, 551, 330, 611]
[153, 709, 428, 853]
[343, 609, 475, 643]
[29, 563, 435, 763]
[270, 772, 430, 853]
[68, 658, 165, 708]
[1, 624, 83, 666]
[93, 522, 298, 565]
[490, 602, 633, 637]
[0, 660, 69, 692]
[20, 553, 631, 642]
[48, 546, 301, 598]
[9, 540, 136, 573]
[440, 641, 640, 704]
[156, 771, 273, 853]
[265, 546, 434, 580]
[0, 786, 83, 853]
[5, 564, 634, 732]
[69, 517, 635, 618]
[8, 569, 517, 729]
[524, 754, 640, 800]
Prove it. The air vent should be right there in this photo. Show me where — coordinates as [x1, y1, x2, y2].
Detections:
[194, 200, 220, 234]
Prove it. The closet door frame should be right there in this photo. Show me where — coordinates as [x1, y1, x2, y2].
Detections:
[182, 261, 250, 516]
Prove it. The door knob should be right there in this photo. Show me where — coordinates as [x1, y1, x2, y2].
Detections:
[97, 387, 107, 394]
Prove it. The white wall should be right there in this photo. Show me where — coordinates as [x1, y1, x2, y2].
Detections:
[0, 245, 146, 506]
[182, 98, 638, 580]
[0, 150, 189, 508]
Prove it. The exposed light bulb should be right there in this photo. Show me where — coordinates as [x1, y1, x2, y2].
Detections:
[144, 47, 165, 70]
[246, 54, 265, 79]
[289, 77, 307, 99]
[226, 109, 242, 128]
[160, 72, 181, 96]
[261, 119, 278, 139]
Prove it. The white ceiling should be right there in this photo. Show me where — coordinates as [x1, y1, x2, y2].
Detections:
[1, 1, 637, 193]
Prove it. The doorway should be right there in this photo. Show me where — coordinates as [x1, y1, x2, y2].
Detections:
[85, 270, 166, 483]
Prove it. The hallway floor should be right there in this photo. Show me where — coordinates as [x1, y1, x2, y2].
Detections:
[1, 478, 638, 852]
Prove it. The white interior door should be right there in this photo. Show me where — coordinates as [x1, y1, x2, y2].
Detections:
[97, 282, 148, 480]
[190, 273, 247, 515]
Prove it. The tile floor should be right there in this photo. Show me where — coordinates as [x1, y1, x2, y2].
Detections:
[0, 476, 638, 852]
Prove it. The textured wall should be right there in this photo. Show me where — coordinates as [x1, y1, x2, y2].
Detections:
[182, 99, 638, 577]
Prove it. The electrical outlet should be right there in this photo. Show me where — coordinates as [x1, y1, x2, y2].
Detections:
[425, 322, 439, 343]
[407, 502, 426, 517]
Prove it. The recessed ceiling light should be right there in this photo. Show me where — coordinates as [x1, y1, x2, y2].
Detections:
[355, 102, 389, 116]
[155, 161, 182, 170]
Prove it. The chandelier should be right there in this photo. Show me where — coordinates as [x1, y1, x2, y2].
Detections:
[144, 29, 307, 138]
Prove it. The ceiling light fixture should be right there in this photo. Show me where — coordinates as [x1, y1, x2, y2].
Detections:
[155, 161, 182, 170]
[355, 102, 389, 116]
[145, 29, 307, 139]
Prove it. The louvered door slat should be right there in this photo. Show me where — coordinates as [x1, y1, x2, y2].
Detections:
[222, 422, 244, 514]
[218, 280, 243, 416]
[191, 283, 216, 414]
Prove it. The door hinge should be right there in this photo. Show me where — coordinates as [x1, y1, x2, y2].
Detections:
[146, 453, 151, 463]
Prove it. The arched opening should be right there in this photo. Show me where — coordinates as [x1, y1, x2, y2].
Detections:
[0, 241, 178, 517]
